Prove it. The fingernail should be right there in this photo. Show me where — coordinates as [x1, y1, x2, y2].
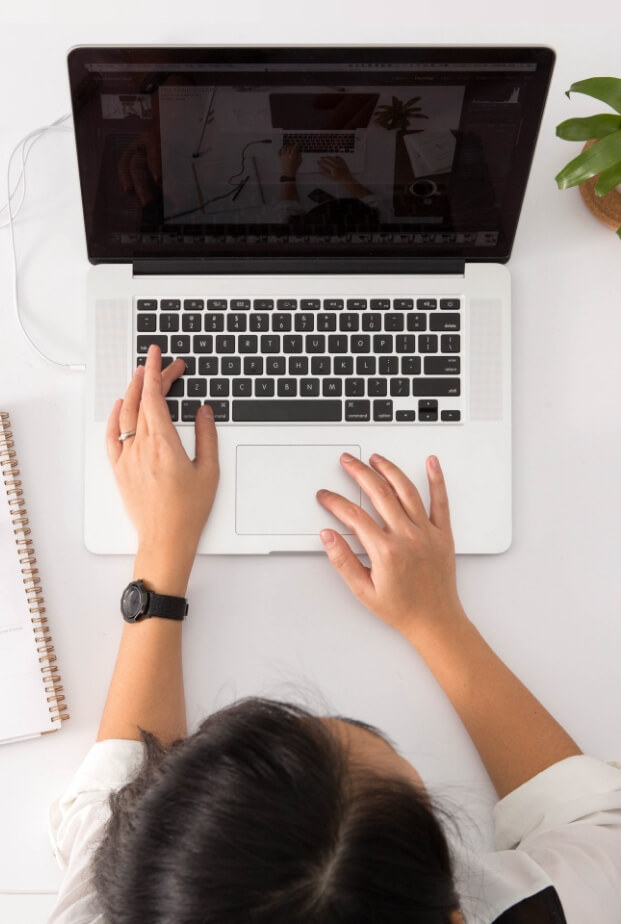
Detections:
[320, 529, 336, 547]
[317, 489, 329, 498]
[370, 452, 384, 463]
[429, 455, 440, 471]
[341, 452, 355, 463]
[202, 405, 214, 419]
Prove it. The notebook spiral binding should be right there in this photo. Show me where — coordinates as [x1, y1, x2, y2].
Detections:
[0, 412, 69, 724]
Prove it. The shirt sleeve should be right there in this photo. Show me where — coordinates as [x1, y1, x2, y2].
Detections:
[493, 755, 621, 922]
[47, 739, 146, 924]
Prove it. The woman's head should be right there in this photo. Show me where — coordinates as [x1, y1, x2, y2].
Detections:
[94, 698, 461, 923]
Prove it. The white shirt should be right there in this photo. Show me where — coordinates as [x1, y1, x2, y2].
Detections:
[47, 742, 621, 923]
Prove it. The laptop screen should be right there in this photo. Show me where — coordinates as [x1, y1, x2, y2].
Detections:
[67, 46, 554, 269]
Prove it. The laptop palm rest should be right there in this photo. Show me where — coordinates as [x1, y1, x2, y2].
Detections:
[235, 444, 361, 536]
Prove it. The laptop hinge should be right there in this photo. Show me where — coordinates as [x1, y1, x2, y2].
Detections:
[131, 258, 466, 277]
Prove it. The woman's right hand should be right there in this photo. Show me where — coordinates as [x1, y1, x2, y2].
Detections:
[317, 453, 466, 645]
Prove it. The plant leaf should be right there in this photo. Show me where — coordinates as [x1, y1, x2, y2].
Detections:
[617, 225, 621, 239]
[556, 114, 621, 140]
[566, 77, 621, 114]
[594, 159, 621, 196]
[555, 130, 621, 188]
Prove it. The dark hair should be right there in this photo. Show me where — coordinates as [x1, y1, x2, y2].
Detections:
[94, 698, 460, 923]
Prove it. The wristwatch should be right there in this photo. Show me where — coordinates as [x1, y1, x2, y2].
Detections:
[279, 175, 296, 183]
[121, 579, 188, 623]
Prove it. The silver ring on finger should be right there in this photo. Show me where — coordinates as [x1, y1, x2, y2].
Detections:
[118, 429, 137, 443]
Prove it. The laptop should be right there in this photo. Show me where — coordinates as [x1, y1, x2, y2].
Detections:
[67, 45, 555, 555]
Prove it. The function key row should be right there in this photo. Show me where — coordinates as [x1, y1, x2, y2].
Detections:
[137, 297, 462, 312]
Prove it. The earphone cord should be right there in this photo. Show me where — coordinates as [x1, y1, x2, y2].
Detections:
[3, 113, 86, 372]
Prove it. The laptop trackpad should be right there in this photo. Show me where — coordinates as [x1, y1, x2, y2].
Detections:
[236, 444, 361, 535]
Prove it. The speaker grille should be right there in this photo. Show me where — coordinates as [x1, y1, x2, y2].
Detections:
[469, 298, 504, 421]
[95, 300, 129, 421]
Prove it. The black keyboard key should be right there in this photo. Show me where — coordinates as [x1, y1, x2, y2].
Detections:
[441, 334, 461, 353]
[394, 299, 414, 310]
[413, 378, 461, 397]
[379, 356, 398, 375]
[345, 378, 365, 397]
[239, 336, 258, 354]
[301, 299, 320, 310]
[231, 299, 250, 310]
[418, 335, 438, 353]
[204, 400, 229, 422]
[233, 400, 342, 422]
[289, 357, 308, 375]
[300, 378, 320, 396]
[417, 298, 437, 310]
[317, 313, 337, 332]
[250, 313, 270, 332]
[233, 378, 252, 397]
[160, 313, 180, 332]
[368, 378, 387, 397]
[277, 299, 297, 310]
[184, 299, 204, 311]
[204, 314, 224, 332]
[373, 335, 393, 353]
[215, 335, 235, 354]
[255, 378, 275, 397]
[396, 335, 416, 353]
[181, 399, 201, 421]
[373, 400, 393, 421]
[390, 378, 410, 397]
[267, 356, 286, 375]
[339, 313, 359, 332]
[161, 299, 181, 311]
[334, 357, 353, 375]
[323, 298, 343, 310]
[328, 335, 348, 353]
[137, 334, 168, 354]
[323, 378, 343, 397]
[278, 379, 297, 397]
[199, 357, 218, 375]
[180, 357, 196, 375]
[425, 357, 460, 375]
[295, 313, 315, 332]
[137, 299, 157, 311]
[137, 314, 157, 332]
[384, 313, 404, 331]
[244, 357, 264, 375]
[418, 399, 438, 421]
[430, 313, 461, 331]
[440, 298, 461, 310]
[370, 299, 390, 310]
[166, 399, 179, 421]
[283, 335, 303, 354]
[306, 335, 325, 353]
[356, 356, 376, 375]
[407, 314, 427, 332]
[187, 378, 207, 398]
[396, 410, 415, 421]
[351, 335, 371, 353]
[260, 335, 281, 354]
[253, 298, 274, 310]
[207, 299, 227, 310]
[362, 313, 382, 332]
[345, 400, 370, 422]
[401, 356, 421, 375]
[167, 378, 184, 398]
[347, 298, 367, 310]
[193, 335, 214, 353]
[273, 314, 292, 332]
[210, 379, 230, 397]
[441, 410, 461, 421]
[227, 313, 247, 332]
[171, 335, 191, 353]
[221, 357, 241, 375]
[311, 356, 331, 375]
[162, 356, 174, 369]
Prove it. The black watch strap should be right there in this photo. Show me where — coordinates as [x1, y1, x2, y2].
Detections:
[121, 579, 188, 623]
[280, 174, 296, 182]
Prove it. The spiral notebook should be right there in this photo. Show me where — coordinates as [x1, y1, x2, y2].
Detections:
[0, 412, 69, 744]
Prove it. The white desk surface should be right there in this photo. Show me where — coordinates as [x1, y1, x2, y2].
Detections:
[1, 2, 620, 919]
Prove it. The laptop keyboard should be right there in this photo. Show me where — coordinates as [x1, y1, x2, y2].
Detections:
[282, 132, 356, 154]
[135, 297, 462, 424]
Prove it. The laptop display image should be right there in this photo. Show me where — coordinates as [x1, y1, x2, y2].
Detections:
[67, 45, 555, 555]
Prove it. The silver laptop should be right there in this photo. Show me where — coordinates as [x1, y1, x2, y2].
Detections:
[68, 45, 554, 555]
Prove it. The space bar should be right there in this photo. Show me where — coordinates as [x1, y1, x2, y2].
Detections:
[232, 400, 342, 422]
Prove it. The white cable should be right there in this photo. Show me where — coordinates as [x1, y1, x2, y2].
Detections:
[3, 113, 86, 372]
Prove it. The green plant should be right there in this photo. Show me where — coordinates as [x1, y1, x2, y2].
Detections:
[374, 96, 428, 132]
[555, 77, 621, 237]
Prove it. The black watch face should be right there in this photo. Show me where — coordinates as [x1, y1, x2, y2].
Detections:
[122, 582, 146, 621]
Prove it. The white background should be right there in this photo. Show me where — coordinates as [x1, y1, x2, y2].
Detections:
[1, 1, 620, 920]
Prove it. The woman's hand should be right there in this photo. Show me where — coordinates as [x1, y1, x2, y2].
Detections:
[106, 345, 219, 594]
[278, 143, 302, 177]
[317, 453, 465, 645]
[318, 155, 354, 184]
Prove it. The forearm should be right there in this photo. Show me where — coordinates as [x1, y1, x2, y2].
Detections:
[409, 610, 582, 798]
[97, 548, 192, 744]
